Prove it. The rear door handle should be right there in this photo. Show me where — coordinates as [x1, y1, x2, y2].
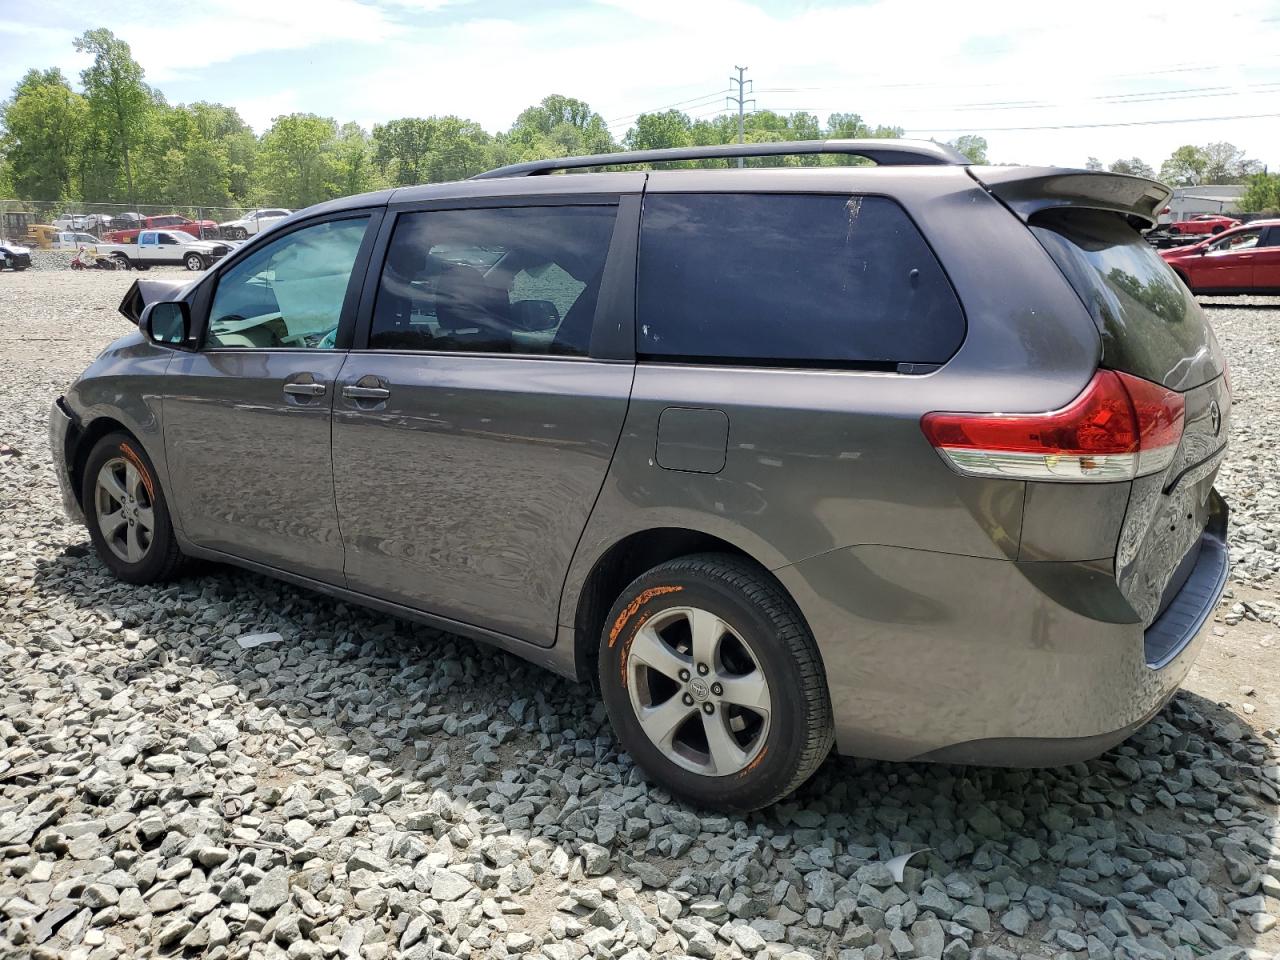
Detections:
[342, 385, 391, 400]
[283, 382, 326, 397]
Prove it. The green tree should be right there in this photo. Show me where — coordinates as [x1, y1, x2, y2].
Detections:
[0, 68, 87, 199]
[1239, 172, 1280, 214]
[256, 113, 338, 208]
[75, 28, 152, 205]
[1159, 145, 1209, 186]
[331, 122, 380, 197]
[372, 118, 435, 185]
[826, 112, 870, 139]
[506, 95, 615, 159]
[625, 110, 693, 151]
[422, 117, 491, 182]
[947, 135, 988, 164]
[1201, 141, 1262, 183]
[1108, 157, 1155, 178]
[188, 102, 258, 201]
[1085, 156, 1103, 171]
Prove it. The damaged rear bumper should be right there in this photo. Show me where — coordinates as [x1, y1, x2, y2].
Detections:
[774, 493, 1230, 767]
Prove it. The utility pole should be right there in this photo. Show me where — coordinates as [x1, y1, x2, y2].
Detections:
[727, 66, 755, 168]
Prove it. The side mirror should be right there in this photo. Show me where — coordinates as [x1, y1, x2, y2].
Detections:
[141, 301, 193, 348]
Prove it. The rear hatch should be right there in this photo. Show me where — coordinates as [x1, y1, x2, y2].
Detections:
[974, 168, 1230, 631]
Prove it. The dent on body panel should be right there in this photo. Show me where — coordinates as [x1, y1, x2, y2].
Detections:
[163, 352, 345, 563]
[334, 357, 631, 643]
[776, 544, 1158, 760]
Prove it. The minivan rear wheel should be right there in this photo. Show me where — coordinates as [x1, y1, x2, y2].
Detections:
[82, 432, 186, 584]
[599, 553, 833, 811]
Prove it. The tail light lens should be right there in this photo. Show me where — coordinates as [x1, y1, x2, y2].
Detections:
[921, 370, 1184, 482]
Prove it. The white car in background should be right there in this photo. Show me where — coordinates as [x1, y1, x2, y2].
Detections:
[217, 208, 292, 240]
[51, 231, 105, 251]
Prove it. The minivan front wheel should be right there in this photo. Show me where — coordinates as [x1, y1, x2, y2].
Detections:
[82, 433, 185, 583]
[599, 554, 833, 811]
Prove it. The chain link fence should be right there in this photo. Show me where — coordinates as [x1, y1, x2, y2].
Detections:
[1, 200, 292, 246]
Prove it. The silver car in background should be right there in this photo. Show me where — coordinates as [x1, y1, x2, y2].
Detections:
[50, 141, 1230, 810]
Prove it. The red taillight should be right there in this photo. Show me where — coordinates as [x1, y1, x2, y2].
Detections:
[921, 370, 1185, 482]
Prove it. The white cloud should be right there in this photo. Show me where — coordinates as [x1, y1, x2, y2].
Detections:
[4, 0, 1280, 168]
[335, 0, 1280, 166]
[0, 0, 395, 87]
[236, 89, 303, 133]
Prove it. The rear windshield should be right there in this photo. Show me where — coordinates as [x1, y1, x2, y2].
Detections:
[1030, 209, 1218, 389]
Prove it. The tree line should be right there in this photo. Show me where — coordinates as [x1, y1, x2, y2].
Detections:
[1, 28, 1274, 214]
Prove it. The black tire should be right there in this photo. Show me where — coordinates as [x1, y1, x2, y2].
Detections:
[184, 253, 206, 271]
[1168, 225, 1181, 235]
[232, 227, 248, 241]
[111, 254, 131, 270]
[599, 553, 834, 811]
[82, 432, 186, 584]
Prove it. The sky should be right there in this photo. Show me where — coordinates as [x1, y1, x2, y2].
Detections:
[3, 0, 1280, 171]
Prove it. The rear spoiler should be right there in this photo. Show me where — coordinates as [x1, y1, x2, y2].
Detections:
[968, 166, 1172, 230]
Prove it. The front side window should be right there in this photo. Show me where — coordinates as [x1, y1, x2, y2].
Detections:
[159, 233, 178, 246]
[206, 216, 370, 349]
[1206, 229, 1261, 255]
[369, 205, 618, 356]
[636, 193, 965, 366]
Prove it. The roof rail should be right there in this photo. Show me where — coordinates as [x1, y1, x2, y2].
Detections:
[471, 138, 969, 179]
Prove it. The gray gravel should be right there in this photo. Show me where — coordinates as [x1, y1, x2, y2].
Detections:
[1, 272, 1279, 960]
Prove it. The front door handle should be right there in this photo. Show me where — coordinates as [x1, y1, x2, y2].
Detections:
[283, 382, 326, 397]
[342, 385, 391, 400]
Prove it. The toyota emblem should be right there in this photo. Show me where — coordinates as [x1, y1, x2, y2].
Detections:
[1209, 400, 1222, 437]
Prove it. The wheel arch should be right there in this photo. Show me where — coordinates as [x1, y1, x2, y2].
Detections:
[568, 526, 809, 684]
[69, 417, 144, 511]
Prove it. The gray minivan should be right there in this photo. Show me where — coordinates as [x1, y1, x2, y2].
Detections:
[50, 140, 1230, 810]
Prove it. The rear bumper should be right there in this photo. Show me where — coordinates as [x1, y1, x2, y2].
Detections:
[49, 397, 84, 524]
[775, 494, 1229, 766]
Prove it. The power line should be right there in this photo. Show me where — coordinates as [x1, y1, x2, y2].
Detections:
[900, 111, 1280, 134]
[605, 90, 728, 127]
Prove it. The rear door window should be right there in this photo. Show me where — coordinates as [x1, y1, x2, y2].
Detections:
[635, 193, 964, 366]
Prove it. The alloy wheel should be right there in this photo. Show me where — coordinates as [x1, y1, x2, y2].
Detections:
[625, 605, 772, 776]
[95, 457, 155, 563]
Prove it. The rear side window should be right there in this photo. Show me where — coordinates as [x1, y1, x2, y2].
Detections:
[1030, 209, 1214, 388]
[636, 193, 964, 366]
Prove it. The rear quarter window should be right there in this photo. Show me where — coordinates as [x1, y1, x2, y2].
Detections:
[1030, 209, 1217, 389]
[636, 193, 965, 366]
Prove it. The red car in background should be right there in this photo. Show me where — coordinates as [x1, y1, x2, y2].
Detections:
[1165, 213, 1241, 236]
[1161, 219, 1280, 294]
[102, 214, 219, 243]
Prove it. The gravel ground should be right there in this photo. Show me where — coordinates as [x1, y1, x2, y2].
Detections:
[1, 269, 1279, 960]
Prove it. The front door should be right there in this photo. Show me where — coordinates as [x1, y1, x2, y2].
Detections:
[164, 212, 378, 582]
[1194, 227, 1262, 290]
[331, 198, 638, 644]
